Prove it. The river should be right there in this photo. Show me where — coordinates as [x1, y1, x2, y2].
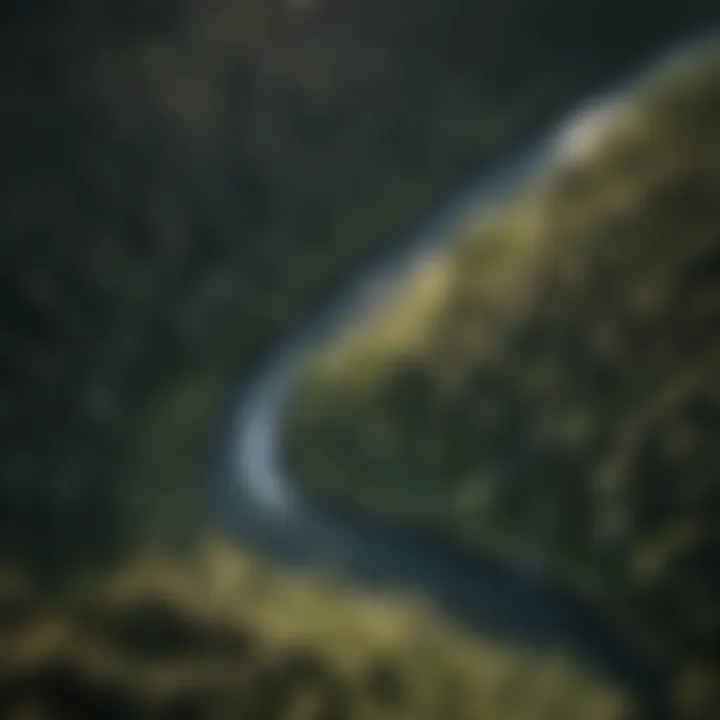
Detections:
[207, 34, 719, 718]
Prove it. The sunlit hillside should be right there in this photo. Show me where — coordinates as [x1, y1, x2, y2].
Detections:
[286, 46, 720, 719]
[0, 543, 632, 720]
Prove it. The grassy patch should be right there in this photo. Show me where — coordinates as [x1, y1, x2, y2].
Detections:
[0, 542, 634, 720]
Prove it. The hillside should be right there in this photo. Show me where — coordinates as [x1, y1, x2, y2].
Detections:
[0, 543, 633, 720]
[285, 46, 720, 719]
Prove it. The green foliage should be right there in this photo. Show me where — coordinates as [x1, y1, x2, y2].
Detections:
[0, 544, 633, 719]
[2, 0, 719, 575]
[286, 49, 720, 719]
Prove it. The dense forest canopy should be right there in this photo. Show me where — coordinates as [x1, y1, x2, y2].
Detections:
[2, 0, 718, 573]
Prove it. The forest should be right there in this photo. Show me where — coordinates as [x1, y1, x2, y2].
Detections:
[1, 1, 718, 718]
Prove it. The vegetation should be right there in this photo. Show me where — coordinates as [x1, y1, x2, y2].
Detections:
[0, 542, 634, 720]
[1, 6, 718, 719]
[2, 0, 719, 576]
[286, 48, 720, 719]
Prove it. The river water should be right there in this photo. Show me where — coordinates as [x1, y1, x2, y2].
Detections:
[207, 34, 719, 717]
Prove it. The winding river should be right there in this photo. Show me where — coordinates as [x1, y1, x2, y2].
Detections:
[206, 37, 719, 717]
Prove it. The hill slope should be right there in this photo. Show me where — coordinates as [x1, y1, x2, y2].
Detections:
[0, 544, 632, 720]
[286, 46, 720, 718]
